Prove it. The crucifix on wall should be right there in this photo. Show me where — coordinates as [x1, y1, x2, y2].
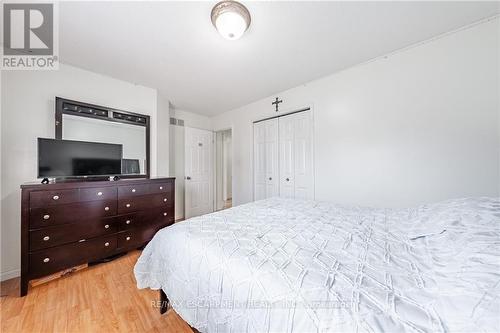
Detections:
[272, 97, 283, 112]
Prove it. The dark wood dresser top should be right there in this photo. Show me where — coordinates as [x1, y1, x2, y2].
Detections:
[21, 177, 175, 189]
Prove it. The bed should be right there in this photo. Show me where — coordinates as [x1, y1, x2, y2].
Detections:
[134, 197, 500, 332]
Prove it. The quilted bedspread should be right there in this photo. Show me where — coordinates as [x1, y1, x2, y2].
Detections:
[134, 197, 500, 333]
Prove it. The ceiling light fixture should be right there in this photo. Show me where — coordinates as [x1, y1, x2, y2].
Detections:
[211, 1, 251, 41]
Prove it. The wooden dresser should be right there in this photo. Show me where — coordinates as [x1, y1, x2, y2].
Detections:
[20, 177, 175, 296]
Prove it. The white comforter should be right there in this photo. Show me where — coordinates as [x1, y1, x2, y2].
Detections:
[134, 197, 500, 333]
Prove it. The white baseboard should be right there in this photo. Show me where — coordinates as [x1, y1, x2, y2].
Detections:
[1, 269, 20, 282]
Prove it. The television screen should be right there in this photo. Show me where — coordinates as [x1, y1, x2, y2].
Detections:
[38, 138, 123, 178]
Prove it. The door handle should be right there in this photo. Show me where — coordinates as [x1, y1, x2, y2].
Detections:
[186, 176, 191, 180]
[286, 178, 290, 182]
[268, 177, 272, 181]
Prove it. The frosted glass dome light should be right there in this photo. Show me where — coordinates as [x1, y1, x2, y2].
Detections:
[211, 1, 251, 41]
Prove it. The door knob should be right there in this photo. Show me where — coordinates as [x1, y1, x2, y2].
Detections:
[286, 178, 290, 181]
[269, 177, 272, 180]
[186, 176, 191, 180]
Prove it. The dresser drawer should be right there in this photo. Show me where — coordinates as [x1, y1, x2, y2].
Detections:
[30, 189, 80, 208]
[149, 207, 175, 227]
[80, 187, 117, 202]
[30, 217, 117, 251]
[148, 182, 174, 195]
[29, 200, 117, 229]
[117, 184, 149, 198]
[117, 226, 159, 249]
[117, 193, 170, 214]
[29, 234, 117, 278]
[116, 211, 149, 231]
[150, 192, 173, 208]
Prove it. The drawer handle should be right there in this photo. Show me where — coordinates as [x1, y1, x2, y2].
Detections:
[104, 242, 110, 247]
[126, 220, 131, 225]
[126, 236, 131, 241]
[43, 214, 50, 220]
[97, 191, 103, 196]
[159, 186, 163, 190]
[104, 224, 110, 229]
[131, 189, 136, 193]
[43, 236, 50, 241]
[163, 198, 167, 202]
[163, 212, 167, 216]
[43, 257, 50, 263]
[126, 203, 131, 208]
[104, 206, 110, 211]
[52, 195, 59, 200]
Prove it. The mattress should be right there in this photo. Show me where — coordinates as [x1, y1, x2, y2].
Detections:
[134, 197, 500, 333]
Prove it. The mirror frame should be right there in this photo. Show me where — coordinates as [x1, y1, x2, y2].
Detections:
[54, 97, 151, 179]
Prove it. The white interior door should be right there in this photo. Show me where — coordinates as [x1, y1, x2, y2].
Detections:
[185, 127, 214, 218]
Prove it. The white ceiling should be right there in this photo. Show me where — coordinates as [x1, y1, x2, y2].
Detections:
[59, 1, 499, 116]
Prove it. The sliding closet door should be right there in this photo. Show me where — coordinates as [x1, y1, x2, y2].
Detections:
[255, 110, 313, 201]
[265, 119, 279, 197]
[254, 118, 279, 200]
[279, 115, 295, 198]
[279, 111, 313, 199]
[254, 122, 267, 200]
[293, 111, 313, 199]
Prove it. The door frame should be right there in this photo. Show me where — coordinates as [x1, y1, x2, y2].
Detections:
[214, 128, 233, 211]
[252, 104, 315, 201]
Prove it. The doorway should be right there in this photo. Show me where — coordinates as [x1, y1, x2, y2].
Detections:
[215, 129, 232, 211]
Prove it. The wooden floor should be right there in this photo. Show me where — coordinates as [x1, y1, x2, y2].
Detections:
[0, 251, 193, 333]
[223, 199, 232, 210]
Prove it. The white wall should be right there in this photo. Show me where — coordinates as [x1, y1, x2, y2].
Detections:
[1, 63, 159, 280]
[222, 130, 232, 200]
[212, 18, 500, 208]
[169, 108, 212, 219]
[173, 109, 213, 130]
[156, 94, 170, 177]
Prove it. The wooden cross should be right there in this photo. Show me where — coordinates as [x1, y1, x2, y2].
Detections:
[272, 97, 283, 112]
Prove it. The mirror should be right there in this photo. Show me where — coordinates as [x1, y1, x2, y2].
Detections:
[61, 114, 147, 176]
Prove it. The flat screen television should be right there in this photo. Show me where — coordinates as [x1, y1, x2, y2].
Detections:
[38, 138, 123, 178]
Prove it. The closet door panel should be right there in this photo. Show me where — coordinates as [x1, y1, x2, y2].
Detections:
[254, 122, 267, 200]
[279, 115, 295, 198]
[265, 119, 279, 198]
[293, 111, 313, 199]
